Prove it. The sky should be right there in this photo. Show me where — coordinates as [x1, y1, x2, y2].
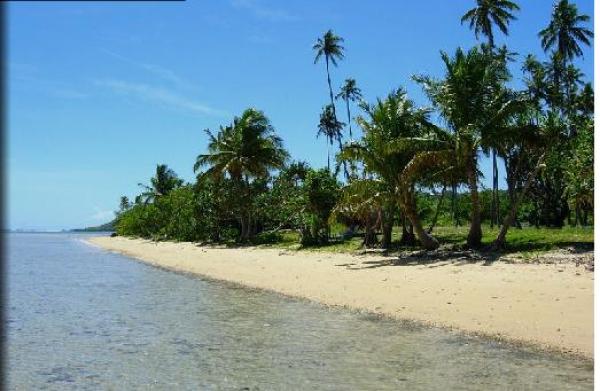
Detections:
[7, 0, 594, 231]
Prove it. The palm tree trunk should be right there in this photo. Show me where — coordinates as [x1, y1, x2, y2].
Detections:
[492, 154, 545, 249]
[346, 98, 353, 141]
[402, 190, 439, 250]
[326, 56, 336, 117]
[381, 204, 394, 249]
[428, 185, 446, 234]
[466, 156, 482, 248]
[491, 150, 498, 228]
[327, 139, 331, 172]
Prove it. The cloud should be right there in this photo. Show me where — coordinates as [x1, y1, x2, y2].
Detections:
[101, 49, 190, 88]
[52, 89, 89, 99]
[91, 207, 115, 222]
[95, 79, 227, 117]
[231, 0, 298, 22]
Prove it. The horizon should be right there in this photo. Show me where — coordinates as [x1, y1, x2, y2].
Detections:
[8, 0, 594, 231]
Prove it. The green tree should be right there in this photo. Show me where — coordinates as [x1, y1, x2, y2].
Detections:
[461, 0, 520, 48]
[313, 29, 345, 116]
[137, 164, 183, 204]
[461, 0, 520, 227]
[415, 46, 520, 248]
[539, 0, 593, 65]
[194, 108, 289, 241]
[335, 78, 362, 141]
[317, 104, 345, 172]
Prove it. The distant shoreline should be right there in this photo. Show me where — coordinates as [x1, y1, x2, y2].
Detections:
[88, 236, 593, 359]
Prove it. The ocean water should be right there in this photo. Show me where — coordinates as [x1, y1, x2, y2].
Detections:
[6, 233, 593, 390]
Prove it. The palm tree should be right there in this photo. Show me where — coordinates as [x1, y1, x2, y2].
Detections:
[461, 0, 520, 228]
[342, 88, 452, 250]
[313, 29, 345, 116]
[461, 0, 520, 48]
[335, 78, 362, 141]
[317, 104, 345, 172]
[138, 164, 183, 204]
[415, 47, 521, 248]
[539, 0, 593, 65]
[194, 108, 289, 241]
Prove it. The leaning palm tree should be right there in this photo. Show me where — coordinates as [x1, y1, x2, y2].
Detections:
[335, 78, 362, 141]
[313, 29, 345, 116]
[539, 0, 593, 65]
[461, 0, 520, 227]
[138, 164, 183, 204]
[317, 104, 345, 172]
[341, 88, 454, 250]
[461, 0, 520, 48]
[194, 108, 289, 241]
[414, 47, 522, 248]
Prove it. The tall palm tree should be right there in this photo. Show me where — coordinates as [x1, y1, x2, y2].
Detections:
[461, 0, 520, 228]
[461, 0, 520, 48]
[317, 104, 345, 172]
[313, 29, 345, 117]
[335, 78, 362, 141]
[415, 47, 521, 248]
[138, 164, 183, 204]
[194, 108, 289, 241]
[539, 0, 593, 65]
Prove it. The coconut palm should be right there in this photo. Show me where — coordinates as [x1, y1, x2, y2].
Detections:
[335, 78, 362, 141]
[461, 0, 520, 48]
[539, 0, 593, 65]
[461, 0, 520, 227]
[194, 108, 289, 241]
[313, 30, 345, 116]
[138, 164, 183, 204]
[341, 88, 454, 250]
[317, 104, 345, 172]
[414, 46, 522, 248]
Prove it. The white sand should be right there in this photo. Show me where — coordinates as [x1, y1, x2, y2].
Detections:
[88, 236, 594, 358]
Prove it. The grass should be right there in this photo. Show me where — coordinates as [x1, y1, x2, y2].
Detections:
[253, 225, 593, 256]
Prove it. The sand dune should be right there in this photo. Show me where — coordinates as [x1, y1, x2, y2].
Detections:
[88, 236, 593, 358]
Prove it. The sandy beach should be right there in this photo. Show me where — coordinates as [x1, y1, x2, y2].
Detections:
[88, 236, 593, 358]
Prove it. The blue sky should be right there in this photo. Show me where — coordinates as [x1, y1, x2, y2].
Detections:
[8, 0, 594, 231]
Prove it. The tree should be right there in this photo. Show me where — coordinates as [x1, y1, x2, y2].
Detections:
[194, 108, 289, 241]
[313, 29, 345, 116]
[343, 88, 452, 250]
[461, 0, 520, 48]
[461, 0, 520, 228]
[539, 0, 593, 64]
[415, 46, 520, 248]
[137, 164, 183, 204]
[317, 104, 345, 172]
[336, 78, 362, 141]
[119, 196, 130, 212]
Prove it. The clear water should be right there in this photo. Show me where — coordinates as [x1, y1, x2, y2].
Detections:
[7, 233, 593, 390]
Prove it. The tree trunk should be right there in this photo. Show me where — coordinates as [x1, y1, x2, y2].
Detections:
[326, 57, 336, 117]
[381, 205, 394, 249]
[346, 98, 353, 141]
[400, 215, 415, 246]
[428, 186, 446, 234]
[402, 191, 439, 250]
[466, 156, 482, 248]
[492, 154, 546, 249]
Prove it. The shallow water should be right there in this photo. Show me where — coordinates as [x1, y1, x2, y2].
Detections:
[7, 233, 593, 390]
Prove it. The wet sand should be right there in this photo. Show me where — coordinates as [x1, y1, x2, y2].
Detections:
[88, 236, 594, 358]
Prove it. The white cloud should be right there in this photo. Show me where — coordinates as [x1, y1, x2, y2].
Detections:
[231, 0, 298, 22]
[101, 49, 190, 88]
[95, 79, 227, 117]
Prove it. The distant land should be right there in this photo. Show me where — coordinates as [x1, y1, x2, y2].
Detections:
[70, 220, 115, 233]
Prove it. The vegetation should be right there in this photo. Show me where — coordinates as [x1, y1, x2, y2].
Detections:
[113, 0, 593, 258]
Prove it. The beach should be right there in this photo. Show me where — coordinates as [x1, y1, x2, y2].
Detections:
[88, 236, 594, 359]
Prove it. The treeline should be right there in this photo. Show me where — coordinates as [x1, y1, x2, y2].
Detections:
[115, 0, 593, 251]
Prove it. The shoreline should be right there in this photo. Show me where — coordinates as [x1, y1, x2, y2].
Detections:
[87, 236, 594, 360]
